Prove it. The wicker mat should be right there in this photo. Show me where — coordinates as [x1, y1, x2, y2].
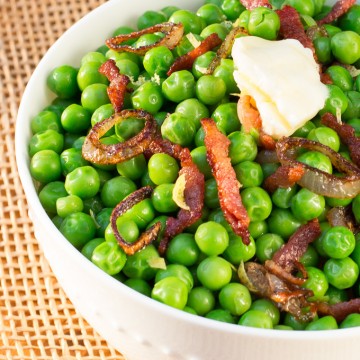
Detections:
[0, 1, 125, 359]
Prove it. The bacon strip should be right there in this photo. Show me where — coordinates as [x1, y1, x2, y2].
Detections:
[317, 299, 360, 322]
[276, 5, 317, 58]
[167, 33, 222, 76]
[99, 59, 130, 112]
[240, 0, 271, 10]
[317, 0, 356, 25]
[263, 164, 305, 193]
[201, 118, 250, 244]
[148, 138, 205, 255]
[321, 112, 360, 168]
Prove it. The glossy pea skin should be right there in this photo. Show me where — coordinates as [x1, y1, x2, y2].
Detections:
[161, 113, 196, 147]
[77, 62, 108, 91]
[29, 129, 64, 156]
[234, 161, 263, 188]
[241, 186, 272, 222]
[286, 0, 315, 16]
[212, 103, 240, 135]
[131, 82, 163, 115]
[300, 245, 320, 268]
[200, 23, 230, 41]
[47, 65, 80, 99]
[192, 51, 216, 79]
[60, 148, 89, 176]
[115, 117, 144, 141]
[161, 6, 180, 19]
[175, 98, 209, 131]
[191, 146, 213, 179]
[194, 221, 229, 256]
[302, 267, 329, 301]
[324, 257, 359, 290]
[291, 188, 325, 222]
[81, 237, 105, 261]
[321, 84, 348, 116]
[247, 7, 280, 40]
[248, 220, 268, 239]
[124, 278, 152, 297]
[204, 178, 220, 209]
[267, 208, 302, 239]
[297, 151, 333, 174]
[81, 83, 110, 113]
[120, 198, 155, 230]
[228, 131, 257, 165]
[213, 59, 239, 94]
[38, 181, 68, 214]
[197, 256, 232, 291]
[143, 46, 174, 77]
[340, 313, 360, 329]
[305, 316, 338, 331]
[239, 310, 273, 329]
[173, 33, 203, 57]
[206, 309, 235, 324]
[223, 233, 256, 265]
[221, 0, 245, 20]
[331, 30, 360, 64]
[168, 10, 204, 35]
[195, 75, 227, 106]
[61, 104, 92, 134]
[137, 10, 167, 30]
[116, 154, 147, 180]
[100, 175, 137, 208]
[30, 150, 62, 184]
[166, 233, 200, 266]
[80, 51, 107, 66]
[65, 166, 100, 199]
[250, 299, 280, 326]
[313, 37, 333, 65]
[255, 233, 284, 263]
[219, 282, 252, 316]
[155, 264, 194, 292]
[148, 153, 179, 185]
[105, 218, 139, 244]
[162, 70, 196, 103]
[95, 207, 113, 237]
[187, 286, 215, 316]
[322, 226, 356, 259]
[56, 195, 83, 218]
[31, 110, 63, 134]
[151, 184, 179, 213]
[91, 241, 127, 275]
[208, 208, 232, 233]
[307, 127, 340, 152]
[271, 185, 297, 209]
[60, 212, 96, 248]
[325, 65, 354, 92]
[196, 4, 226, 26]
[115, 59, 140, 80]
[343, 90, 360, 121]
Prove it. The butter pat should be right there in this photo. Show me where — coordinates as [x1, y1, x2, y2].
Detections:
[232, 36, 328, 138]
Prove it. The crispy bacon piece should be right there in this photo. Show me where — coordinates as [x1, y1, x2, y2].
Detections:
[111, 186, 161, 255]
[99, 59, 130, 112]
[317, 299, 360, 322]
[240, 0, 271, 10]
[271, 219, 321, 274]
[201, 118, 250, 244]
[148, 138, 205, 255]
[321, 112, 360, 168]
[263, 164, 305, 193]
[277, 5, 317, 58]
[317, 0, 356, 25]
[106, 22, 184, 55]
[82, 109, 158, 165]
[167, 33, 222, 76]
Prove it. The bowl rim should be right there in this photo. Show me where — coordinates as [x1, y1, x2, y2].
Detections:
[15, 0, 360, 342]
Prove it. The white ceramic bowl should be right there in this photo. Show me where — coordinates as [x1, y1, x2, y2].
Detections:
[16, 1, 360, 359]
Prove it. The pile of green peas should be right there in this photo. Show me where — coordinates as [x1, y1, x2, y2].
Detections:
[29, 0, 360, 330]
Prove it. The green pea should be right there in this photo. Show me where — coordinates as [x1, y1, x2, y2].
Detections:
[343, 91, 360, 121]
[47, 65, 80, 99]
[322, 226, 356, 259]
[325, 285, 349, 305]
[175, 98, 209, 131]
[331, 30, 360, 64]
[29, 129, 64, 156]
[302, 267, 329, 301]
[91, 241, 127, 275]
[151, 184, 178, 213]
[204, 178, 220, 209]
[60, 212, 96, 248]
[135, 33, 164, 49]
[166, 233, 200, 266]
[297, 151, 333, 174]
[124, 278, 152, 297]
[60, 148, 89, 176]
[223, 233, 256, 265]
[239, 310, 273, 329]
[38, 181, 67, 214]
[241, 186, 272, 222]
[61, 104, 92, 134]
[137, 10, 167, 30]
[291, 188, 325, 222]
[80, 51, 107, 66]
[95, 207, 113, 237]
[77, 62, 108, 91]
[321, 84, 348, 116]
[192, 51, 216, 79]
[81, 238, 105, 261]
[247, 7, 280, 40]
[267, 208, 302, 239]
[286, 0, 315, 16]
[250, 299, 280, 326]
[65, 166, 100, 199]
[115, 116, 144, 140]
[221, 0, 246, 20]
[115, 59, 140, 80]
[238, 9, 250, 30]
[169, 10, 204, 34]
[30, 110, 63, 134]
[305, 316, 338, 330]
[131, 82, 164, 115]
[271, 185, 297, 209]
[161, 112, 196, 147]
[173, 33, 203, 57]
[300, 245, 320, 268]
[195, 221, 229, 256]
[190, 146, 212, 179]
[148, 153, 179, 185]
[206, 309, 235, 324]
[82, 194, 103, 215]
[161, 6, 180, 19]
[105, 217, 139, 244]
[120, 198, 155, 230]
[187, 286, 215, 316]
[338, 4, 360, 34]
[162, 70, 196, 103]
[313, 37, 333, 65]
[155, 264, 194, 292]
[213, 59, 239, 94]
[340, 313, 360, 329]
[143, 46, 174, 77]
[325, 65, 354, 92]
[200, 23, 230, 41]
[307, 127, 340, 152]
[56, 194, 83, 218]
[208, 208, 232, 233]
[196, 4, 226, 26]
[219, 283, 252, 316]
[212, 103, 240, 135]
[228, 131, 257, 165]
[197, 256, 232, 291]
[324, 257, 359, 289]
[81, 83, 110, 113]
[116, 154, 147, 180]
[30, 150, 62, 183]
[195, 75, 227, 106]
[234, 161, 263, 188]
[248, 220, 268, 239]
[255, 233, 284, 263]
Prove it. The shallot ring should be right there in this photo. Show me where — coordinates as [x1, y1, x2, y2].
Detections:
[106, 22, 184, 55]
[82, 109, 158, 165]
[111, 186, 161, 256]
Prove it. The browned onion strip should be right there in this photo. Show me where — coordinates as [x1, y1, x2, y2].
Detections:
[326, 206, 359, 233]
[321, 112, 360, 168]
[276, 137, 360, 198]
[317, 0, 356, 25]
[317, 298, 360, 322]
[206, 27, 247, 75]
[82, 109, 157, 165]
[106, 22, 184, 55]
[167, 33, 222, 76]
[111, 186, 161, 256]
[271, 218, 321, 274]
[202, 118, 250, 244]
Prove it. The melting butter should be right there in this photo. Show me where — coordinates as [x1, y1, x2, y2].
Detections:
[232, 36, 328, 138]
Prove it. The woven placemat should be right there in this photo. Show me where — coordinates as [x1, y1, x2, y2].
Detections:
[0, 1, 125, 359]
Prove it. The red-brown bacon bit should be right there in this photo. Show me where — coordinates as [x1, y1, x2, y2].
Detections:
[99, 59, 130, 112]
[82, 109, 158, 165]
[317, 0, 356, 26]
[276, 5, 317, 58]
[263, 163, 305, 193]
[111, 186, 161, 255]
[321, 112, 360, 168]
[106, 22, 184, 56]
[167, 33, 222, 76]
[240, 0, 271, 10]
[317, 298, 360, 322]
[202, 118, 250, 244]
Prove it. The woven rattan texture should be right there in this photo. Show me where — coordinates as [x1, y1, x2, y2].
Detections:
[0, 1, 124, 359]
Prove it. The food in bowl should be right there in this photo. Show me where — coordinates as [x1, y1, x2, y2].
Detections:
[22, 0, 360, 343]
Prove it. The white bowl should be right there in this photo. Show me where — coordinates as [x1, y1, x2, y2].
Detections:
[16, 1, 360, 359]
